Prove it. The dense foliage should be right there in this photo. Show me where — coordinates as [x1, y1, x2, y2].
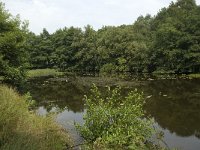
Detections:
[26, 0, 200, 74]
[0, 2, 28, 86]
[1, 0, 200, 85]
[76, 85, 156, 149]
[150, 0, 200, 73]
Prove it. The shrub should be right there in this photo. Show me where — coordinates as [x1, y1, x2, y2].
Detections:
[3, 66, 27, 88]
[100, 63, 117, 74]
[76, 84, 155, 149]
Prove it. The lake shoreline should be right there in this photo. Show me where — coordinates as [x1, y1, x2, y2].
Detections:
[27, 69, 200, 81]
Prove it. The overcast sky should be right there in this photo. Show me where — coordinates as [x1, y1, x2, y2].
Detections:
[1, 0, 200, 34]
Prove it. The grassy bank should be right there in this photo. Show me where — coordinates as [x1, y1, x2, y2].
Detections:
[0, 85, 71, 150]
[26, 69, 200, 80]
[0, 76, 3, 82]
[188, 74, 200, 79]
[27, 69, 64, 78]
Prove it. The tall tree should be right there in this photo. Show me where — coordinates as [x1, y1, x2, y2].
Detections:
[0, 2, 28, 86]
[52, 27, 84, 71]
[150, 0, 200, 73]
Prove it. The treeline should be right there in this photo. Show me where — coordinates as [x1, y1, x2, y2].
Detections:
[1, 0, 200, 86]
[27, 0, 200, 74]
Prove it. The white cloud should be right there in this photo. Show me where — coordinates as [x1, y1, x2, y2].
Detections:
[1, 0, 200, 34]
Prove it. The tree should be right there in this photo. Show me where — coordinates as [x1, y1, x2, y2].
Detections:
[0, 2, 28, 86]
[52, 27, 84, 71]
[25, 0, 200, 74]
[75, 25, 100, 72]
[150, 0, 200, 73]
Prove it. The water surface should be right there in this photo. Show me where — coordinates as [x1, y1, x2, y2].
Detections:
[27, 76, 200, 150]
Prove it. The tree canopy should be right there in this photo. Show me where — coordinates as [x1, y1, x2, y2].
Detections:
[25, 0, 200, 74]
[0, 2, 28, 86]
[1, 0, 200, 85]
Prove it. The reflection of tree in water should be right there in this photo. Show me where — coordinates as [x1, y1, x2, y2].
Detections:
[144, 79, 200, 138]
[27, 78, 89, 113]
[195, 131, 200, 139]
[28, 77, 200, 139]
[27, 76, 144, 113]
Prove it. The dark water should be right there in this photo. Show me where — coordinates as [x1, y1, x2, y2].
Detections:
[27, 76, 200, 150]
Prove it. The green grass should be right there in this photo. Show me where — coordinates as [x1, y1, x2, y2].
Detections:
[27, 69, 64, 78]
[0, 76, 3, 81]
[0, 85, 72, 150]
[188, 74, 200, 79]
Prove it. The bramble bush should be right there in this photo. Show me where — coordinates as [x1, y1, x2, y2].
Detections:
[76, 84, 156, 149]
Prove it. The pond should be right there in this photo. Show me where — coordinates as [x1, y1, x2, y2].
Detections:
[26, 76, 200, 150]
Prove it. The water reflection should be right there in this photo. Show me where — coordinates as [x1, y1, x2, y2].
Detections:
[27, 79, 86, 113]
[27, 77, 200, 150]
[144, 79, 200, 138]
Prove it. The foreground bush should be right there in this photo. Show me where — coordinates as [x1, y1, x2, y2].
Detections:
[0, 85, 71, 150]
[76, 85, 157, 150]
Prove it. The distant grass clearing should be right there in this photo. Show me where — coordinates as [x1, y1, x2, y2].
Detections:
[27, 69, 64, 78]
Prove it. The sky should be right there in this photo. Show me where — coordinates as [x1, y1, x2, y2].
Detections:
[1, 0, 200, 34]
